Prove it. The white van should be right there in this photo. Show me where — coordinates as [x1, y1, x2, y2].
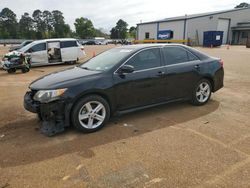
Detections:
[16, 38, 86, 66]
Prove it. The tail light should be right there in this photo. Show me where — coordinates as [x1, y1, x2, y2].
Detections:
[219, 59, 224, 67]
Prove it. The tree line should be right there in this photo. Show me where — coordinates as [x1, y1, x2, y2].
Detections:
[0, 7, 136, 40]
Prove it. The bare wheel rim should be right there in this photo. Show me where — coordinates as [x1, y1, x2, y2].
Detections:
[78, 101, 106, 129]
[196, 82, 211, 103]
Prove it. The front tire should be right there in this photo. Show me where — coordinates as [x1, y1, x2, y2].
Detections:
[191, 79, 212, 106]
[71, 95, 110, 133]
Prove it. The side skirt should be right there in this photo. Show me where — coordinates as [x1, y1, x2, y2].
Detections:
[115, 98, 187, 116]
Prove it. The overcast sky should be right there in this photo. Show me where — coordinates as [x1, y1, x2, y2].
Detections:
[0, 0, 247, 32]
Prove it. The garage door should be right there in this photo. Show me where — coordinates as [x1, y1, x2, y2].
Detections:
[217, 19, 230, 44]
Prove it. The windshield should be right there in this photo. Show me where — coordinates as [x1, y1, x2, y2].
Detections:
[18, 41, 36, 52]
[80, 48, 134, 71]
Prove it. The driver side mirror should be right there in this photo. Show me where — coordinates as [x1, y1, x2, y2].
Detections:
[118, 65, 134, 74]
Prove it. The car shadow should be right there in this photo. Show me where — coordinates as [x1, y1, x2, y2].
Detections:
[0, 100, 220, 168]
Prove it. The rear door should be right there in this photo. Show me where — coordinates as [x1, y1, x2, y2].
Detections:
[60, 40, 78, 62]
[113, 48, 167, 110]
[28, 42, 47, 65]
[162, 46, 201, 99]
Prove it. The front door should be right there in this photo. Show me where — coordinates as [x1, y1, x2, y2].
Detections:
[29, 42, 47, 65]
[113, 48, 167, 110]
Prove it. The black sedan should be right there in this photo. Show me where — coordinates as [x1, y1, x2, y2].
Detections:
[24, 44, 224, 136]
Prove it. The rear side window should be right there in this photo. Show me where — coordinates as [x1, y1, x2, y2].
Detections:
[163, 47, 198, 65]
[126, 48, 161, 71]
[30, 43, 46, 52]
[61, 41, 77, 48]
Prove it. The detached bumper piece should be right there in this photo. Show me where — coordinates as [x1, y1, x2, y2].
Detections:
[24, 91, 66, 136]
[39, 102, 66, 136]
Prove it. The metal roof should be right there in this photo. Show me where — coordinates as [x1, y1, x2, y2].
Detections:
[137, 7, 250, 25]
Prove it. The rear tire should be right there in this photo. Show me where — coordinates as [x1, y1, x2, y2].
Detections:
[7, 68, 16, 74]
[71, 95, 110, 133]
[191, 79, 212, 106]
[22, 67, 30, 73]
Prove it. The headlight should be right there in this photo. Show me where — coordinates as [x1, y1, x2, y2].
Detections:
[33, 88, 67, 103]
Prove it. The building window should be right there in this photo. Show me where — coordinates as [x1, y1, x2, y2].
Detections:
[242, 31, 249, 38]
[145, 32, 150, 39]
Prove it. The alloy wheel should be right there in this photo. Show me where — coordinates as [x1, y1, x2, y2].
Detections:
[196, 82, 211, 103]
[78, 101, 106, 129]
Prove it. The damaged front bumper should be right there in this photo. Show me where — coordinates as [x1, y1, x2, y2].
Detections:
[24, 91, 69, 136]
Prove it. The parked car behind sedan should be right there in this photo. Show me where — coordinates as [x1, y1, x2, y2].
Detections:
[9, 40, 33, 52]
[6, 38, 85, 66]
[24, 44, 224, 136]
[84, 40, 97, 45]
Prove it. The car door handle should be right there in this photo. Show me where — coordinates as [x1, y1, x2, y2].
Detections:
[194, 65, 200, 69]
[156, 71, 165, 76]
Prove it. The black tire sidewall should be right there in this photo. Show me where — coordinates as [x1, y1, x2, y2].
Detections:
[7, 68, 16, 73]
[71, 95, 110, 133]
[191, 79, 212, 106]
[22, 67, 29, 73]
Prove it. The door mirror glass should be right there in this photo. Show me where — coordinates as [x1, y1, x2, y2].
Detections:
[118, 65, 134, 74]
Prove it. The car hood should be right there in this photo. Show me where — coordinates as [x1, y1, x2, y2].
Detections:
[30, 66, 101, 90]
[4, 51, 22, 57]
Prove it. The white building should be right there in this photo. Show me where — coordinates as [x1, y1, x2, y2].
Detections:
[137, 7, 250, 45]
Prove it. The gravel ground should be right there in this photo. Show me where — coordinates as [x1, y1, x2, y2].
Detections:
[0, 44, 249, 188]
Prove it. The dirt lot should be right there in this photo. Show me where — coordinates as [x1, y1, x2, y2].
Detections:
[0, 44, 249, 188]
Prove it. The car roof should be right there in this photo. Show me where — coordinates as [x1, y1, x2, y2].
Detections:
[116, 43, 210, 60]
[31, 38, 77, 44]
[117, 43, 187, 50]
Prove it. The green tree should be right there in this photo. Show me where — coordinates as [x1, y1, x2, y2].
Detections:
[110, 27, 118, 39]
[0, 8, 18, 38]
[19, 12, 34, 39]
[74, 17, 95, 39]
[110, 19, 128, 39]
[42, 10, 53, 38]
[235, 2, 249, 8]
[32, 9, 44, 38]
[128, 26, 136, 38]
[52, 10, 71, 38]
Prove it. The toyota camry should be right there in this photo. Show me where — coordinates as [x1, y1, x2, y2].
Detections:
[24, 44, 224, 136]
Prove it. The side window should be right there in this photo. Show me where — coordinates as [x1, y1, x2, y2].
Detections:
[163, 47, 198, 65]
[61, 41, 77, 48]
[126, 48, 161, 71]
[187, 51, 199, 61]
[30, 43, 46, 52]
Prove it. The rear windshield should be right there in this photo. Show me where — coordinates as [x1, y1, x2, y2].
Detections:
[80, 48, 134, 71]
